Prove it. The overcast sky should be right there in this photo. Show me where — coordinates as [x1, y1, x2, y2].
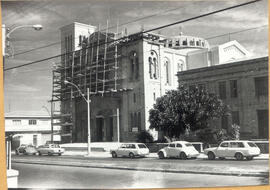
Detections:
[2, 0, 268, 115]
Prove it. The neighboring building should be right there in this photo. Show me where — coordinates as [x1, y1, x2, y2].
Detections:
[177, 56, 268, 140]
[186, 40, 251, 69]
[5, 113, 61, 148]
[52, 22, 252, 143]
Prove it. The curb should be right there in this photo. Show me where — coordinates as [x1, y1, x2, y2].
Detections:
[12, 160, 269, 178]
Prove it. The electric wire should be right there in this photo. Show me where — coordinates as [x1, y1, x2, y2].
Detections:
[4, 0, 261, 72]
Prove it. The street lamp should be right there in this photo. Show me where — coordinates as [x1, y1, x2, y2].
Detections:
[4, 24, 43, 57]
[64, 80, 91, 156]
[42, 105, 54, 143]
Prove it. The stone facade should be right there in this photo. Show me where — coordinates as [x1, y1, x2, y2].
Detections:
[177, 57, 269, 140]
[59, 22, 213, 142]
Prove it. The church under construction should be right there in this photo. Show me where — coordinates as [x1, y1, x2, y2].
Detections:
[51, 22, 251, 143]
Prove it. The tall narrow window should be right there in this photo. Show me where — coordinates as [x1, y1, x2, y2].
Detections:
[219, 81, 226, 99]
[130, 113, 133, 132]
[134, 113, 137, 129]
[149, 51, 158, 79]
[230, 80, 238, 98]
[133, 93, 136, 103]
[255, 76, 268, 97]
[129, 51, 138, 80]
[137, 112, 141, 131]
[164, 58, 171, 85]
[221, 115, 228, 131]
[232, 111, 240, 125]
[135, 57, 139, 79]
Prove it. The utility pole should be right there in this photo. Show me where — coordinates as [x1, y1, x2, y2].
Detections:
[117, 108, 120, 143]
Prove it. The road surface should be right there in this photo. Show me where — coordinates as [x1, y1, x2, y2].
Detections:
[12, 162, 268, 189]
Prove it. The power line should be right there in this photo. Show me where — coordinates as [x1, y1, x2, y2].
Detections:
[206, 24, 268, 40]
[12, 5, 188, 57]
[4, 0, 261, 72]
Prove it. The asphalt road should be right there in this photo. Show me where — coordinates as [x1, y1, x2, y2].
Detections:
[12, 154, 268, 166]
[12, 162, 268, 189]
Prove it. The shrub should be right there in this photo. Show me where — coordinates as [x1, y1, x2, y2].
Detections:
[136, 130, 154, 143]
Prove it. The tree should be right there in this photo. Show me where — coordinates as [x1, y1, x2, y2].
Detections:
[229, 124, 240, 140]
[149, 85, 229, 140]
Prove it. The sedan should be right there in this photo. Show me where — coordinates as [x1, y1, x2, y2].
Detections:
[157, 141, 199, 159]
[111, 143, 149, 158]
[15, 144, 37, 155]
[37, 144, 65, 156]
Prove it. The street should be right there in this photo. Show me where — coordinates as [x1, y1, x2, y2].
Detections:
[12, 162, 268, 189]
[11, 154, 269, 189]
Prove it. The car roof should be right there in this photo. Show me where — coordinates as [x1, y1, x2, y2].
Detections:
[121, 143, 145, 145]
[170, 141, 189, 144]
[222, 140, 252, 143]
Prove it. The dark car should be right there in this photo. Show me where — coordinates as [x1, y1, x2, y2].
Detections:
[15, 144, 37, 155]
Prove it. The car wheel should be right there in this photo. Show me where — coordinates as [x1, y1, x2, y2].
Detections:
[111, 151, 117, 158]
[179, 152, 187, 160]
[207, 152, 215, 160]
[246, 156, 253, 160]
[129, 152, 135, 158]
[158, 152, 165, 159]
[235, 152, 244, 161]
[218, 157, 225, 160]
[48, 152, 52, 156]
[58, 153, 62, 156]
[15, 150, 19, 155]
[23, 150, 27, 155]
[38, 151, 42, 156]
[33, 153, 37, 155]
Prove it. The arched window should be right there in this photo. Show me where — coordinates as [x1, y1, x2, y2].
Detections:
[129, 51, 139, 80]
[177, 60, 185, 72]
[149, 51, 158, 79]
[164, 57, 171, 85]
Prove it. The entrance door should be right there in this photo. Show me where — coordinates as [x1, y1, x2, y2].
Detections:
[257, 110, 269, 139]
[107, 117, 114, 142]
[96, 118, 104, 142]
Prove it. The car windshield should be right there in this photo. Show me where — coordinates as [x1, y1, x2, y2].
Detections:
[185, 143, 193, 147]
[51, 144, 60, 148]
[248, 142, 257, 147]
[138, 144, 147, 148]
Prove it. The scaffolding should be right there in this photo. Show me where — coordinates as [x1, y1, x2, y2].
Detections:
[51, 25, 124, 143]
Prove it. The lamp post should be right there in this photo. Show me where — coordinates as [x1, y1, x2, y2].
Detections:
[4, 24, 43, 57]
[64, 80, 91, 156]
[42, 105, 54, 143]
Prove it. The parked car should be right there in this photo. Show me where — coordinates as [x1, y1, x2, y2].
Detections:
[203, 140, 261, 160]
[157, 141, 199, 159]
[110, 143, 149, 158]
[15, 144, 37, 155]
[37, 144, 65, 156]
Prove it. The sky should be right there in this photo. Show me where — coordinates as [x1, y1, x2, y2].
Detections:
[1, 0, 268, 115]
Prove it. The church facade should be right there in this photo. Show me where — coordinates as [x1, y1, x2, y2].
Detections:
[55, 22, 251, 143]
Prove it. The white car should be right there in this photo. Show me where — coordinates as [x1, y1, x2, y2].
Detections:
[37, 144, 65, 156]
[204, 140, 260, 160]
[157, 141, 199, 159]
[110, 143, 149, 158]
